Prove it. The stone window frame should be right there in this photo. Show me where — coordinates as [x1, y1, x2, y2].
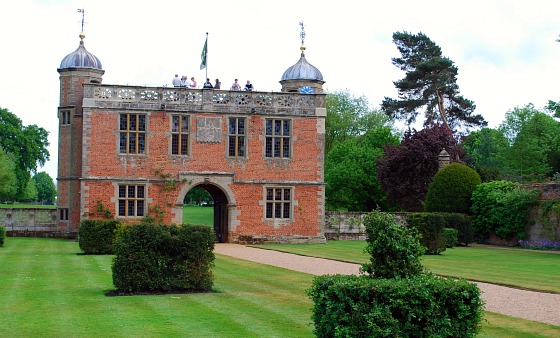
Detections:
[58, 208, 69, 221]
[264, 186, 293, 219]
[170, 114, 190, 156]
[58, 108, 74, 126]
[264, 118, 292, 159]
[117, 184, 146, 217]
[118, 113, 147, 155]
[227, 116, 247, 158]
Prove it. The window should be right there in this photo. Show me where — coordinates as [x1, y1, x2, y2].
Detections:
[171, 115, 189, 155]
[118, 185, 145, 217]
[59, 208, 69, 221]
[119, 114, 146, 154]
[265, 119, 291, 158]
[60, 110, 71, 125]
[265, 187, 291, 219]
[228, 117, 246, 157]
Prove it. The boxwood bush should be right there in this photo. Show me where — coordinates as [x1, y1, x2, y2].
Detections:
[112, 223, 215, 293]
[308, 274, 483, 338]
[405, 213, 446, 255]
[0, 225, 6, 247]
[79, 220, 121, 254]
[362, 210, 424, 279]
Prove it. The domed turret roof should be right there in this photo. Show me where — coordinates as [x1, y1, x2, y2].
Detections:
[59, 33, 103, 70]
[281, 48, 323, 82]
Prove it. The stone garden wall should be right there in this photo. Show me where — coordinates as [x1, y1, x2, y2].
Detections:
[0, 208, 65, 237]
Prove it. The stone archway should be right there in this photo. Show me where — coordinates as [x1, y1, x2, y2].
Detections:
[174, 173, 238, 243]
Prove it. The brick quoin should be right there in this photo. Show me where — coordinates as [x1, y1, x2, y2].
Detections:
[57, 34, 326, 243]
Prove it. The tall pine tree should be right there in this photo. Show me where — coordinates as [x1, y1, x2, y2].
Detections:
[382, 31, 486, 132]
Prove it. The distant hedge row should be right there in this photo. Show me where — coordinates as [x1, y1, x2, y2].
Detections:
[405, 212, 472, 254]
[79, 220, 121, 254]
[0, 225, 5, 247]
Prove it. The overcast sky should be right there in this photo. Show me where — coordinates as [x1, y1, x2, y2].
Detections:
[2, 0, 560, 180]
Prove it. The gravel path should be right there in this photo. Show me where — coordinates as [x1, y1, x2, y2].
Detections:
[214, 244, 560, 327]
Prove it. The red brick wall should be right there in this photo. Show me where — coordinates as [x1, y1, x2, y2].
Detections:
[80, 109, 324, 240]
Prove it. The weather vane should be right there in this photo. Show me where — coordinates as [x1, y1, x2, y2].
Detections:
[299, 21, 306, 46]
[77, 8, 85, 33]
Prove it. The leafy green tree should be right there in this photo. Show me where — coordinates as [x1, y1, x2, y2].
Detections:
[377, 125, 462, 211]
[21, 178, 38, 202]
[461, 128, 509, 181]
[33, 172, 56, 204]
[0, 148, 17, 202]
[326, 90, 393, 154]
[325, 126, 399, 211]
[498, 104, 560, 181]
[0, 107, 49, 199]
[381, 31, 486, 132]
[185, 186, 212, 205]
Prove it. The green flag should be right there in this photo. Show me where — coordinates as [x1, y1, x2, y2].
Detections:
[200, 34, 207, 70]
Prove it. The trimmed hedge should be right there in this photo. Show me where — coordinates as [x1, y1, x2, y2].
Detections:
[439, 213, 473, 245]
[442, 228, 458, 248]
[79, 220, 121, 254]
[307, 274, 483, 338]
[0, 225, 5, 247]
[405, 213, 446, 255]
[112, 223, 215, 293]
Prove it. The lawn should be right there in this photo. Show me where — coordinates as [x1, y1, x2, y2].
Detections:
[0, 238, 558, 337]
[182, 204, 213, 226]
[251, 241, 560, 293]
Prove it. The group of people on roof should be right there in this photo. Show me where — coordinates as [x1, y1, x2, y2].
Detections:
[172, 75, 253, 91]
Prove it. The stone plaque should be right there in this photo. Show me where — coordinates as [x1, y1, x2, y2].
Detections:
[196, 117, 222, 143]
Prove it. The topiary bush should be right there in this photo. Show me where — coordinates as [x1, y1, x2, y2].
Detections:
[424, 163, 482, 214]
[79, 220, 121, 254]
[111, 223, 215, 293]
[471, 180, 539, 240]
[0, 226, 6, 247]
[308, 274, 484, 338]
[442, 228, 458, 248]
[361, 210, 424, 279]
[405, 213, 447, 255]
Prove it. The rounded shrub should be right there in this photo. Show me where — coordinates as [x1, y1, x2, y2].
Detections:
[424, 163, 481, 214]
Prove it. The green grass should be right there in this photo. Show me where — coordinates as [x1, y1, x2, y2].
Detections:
[0, 238, 313, 337]
[182, 204, 213, 225]
[0, 203, 56, 209]
[251, 241, 560, 293]
[0, 238, 558, 337]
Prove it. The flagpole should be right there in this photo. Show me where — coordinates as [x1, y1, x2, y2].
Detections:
[205, 32, 208, 80]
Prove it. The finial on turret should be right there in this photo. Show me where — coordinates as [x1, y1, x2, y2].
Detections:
[299, 21, 306, 53]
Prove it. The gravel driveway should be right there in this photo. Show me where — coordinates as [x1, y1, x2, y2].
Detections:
[214, 244, 560, 327]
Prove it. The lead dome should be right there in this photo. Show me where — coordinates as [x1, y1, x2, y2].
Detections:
[59, 33, 103, 70]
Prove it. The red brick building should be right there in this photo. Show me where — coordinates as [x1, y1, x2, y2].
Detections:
[56, 34, 326, 243]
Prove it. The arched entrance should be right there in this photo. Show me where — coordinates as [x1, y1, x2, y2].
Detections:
[194, 183, 228, 243]
[176, 173, 237, 243]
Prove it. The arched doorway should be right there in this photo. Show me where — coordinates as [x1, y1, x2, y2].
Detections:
[183, 183, 229, 243]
